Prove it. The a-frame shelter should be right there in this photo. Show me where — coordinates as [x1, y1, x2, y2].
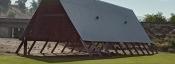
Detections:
[16, 0, 158, 56]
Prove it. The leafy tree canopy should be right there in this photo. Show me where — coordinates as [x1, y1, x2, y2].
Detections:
[15, 0, 27, 13]
[169, 13, 175, 25]
[144, 12, 167, 23]
[30, 0, 39, 13]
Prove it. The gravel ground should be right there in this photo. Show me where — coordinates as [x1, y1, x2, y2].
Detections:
[0, 38, 72, 55]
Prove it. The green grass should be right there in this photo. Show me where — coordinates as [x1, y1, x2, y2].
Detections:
[0, 52, 175, 64]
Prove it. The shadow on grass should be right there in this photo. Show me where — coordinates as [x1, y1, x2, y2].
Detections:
[22, 54, 154, 63]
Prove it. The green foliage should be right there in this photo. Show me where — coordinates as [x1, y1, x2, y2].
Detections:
[156, 33, 175, 52]
[0, 0, 11, 13]
[171, 41, 175, 48]
[169, 38, 175, 48]
[15, 0, 27, 13]
[169, 13, 175, 25]
[144, 12, 167, 23]
[166, 34, 175, 48]
[7, 11, 16, 18]
[30, 0, 39, 13]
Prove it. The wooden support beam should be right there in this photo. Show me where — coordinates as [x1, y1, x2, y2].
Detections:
[28, 41, 36, 55]
[93, 42, 100, 52]
[137, 43, 145, 55]
[78, 43, 85, 52]
[88, 43, 92, 49]
[79, 41, 89, 53]
[70, 43, 75, 53]
[61, 42, 69, 53]
[142, 43, 151, 55]
[96, 42, 103, 56]
[80, 40, 91, 56]
[51, 42, 59, 53]
[78, 48, 82, 52]
[71, 46, 75, 52]
[81, 42, 92, 55]
[99, 42, 104, 52]
[40, 41, 48, 53]
[131, 43, 140, 55]
[23, 39, 28, 56]
[113, 43, 119, 54]
[103, 43, 110, 54]
[146, 43, 154, 55]
[124, 43, 133, 55]
[16, 41, 24, 54]
[117, 43, 127, 55]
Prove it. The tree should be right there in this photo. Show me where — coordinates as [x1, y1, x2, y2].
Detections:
[169, 13, 175, 25]
[0, 0, 11, 13]
[8, 11, 16, 18]
[15, 0, 27, 13]
[144, 12, 167, 23]
[30, 0, 39, 13]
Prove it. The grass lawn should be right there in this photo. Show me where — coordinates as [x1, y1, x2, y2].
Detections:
[0, 52, 175, 64]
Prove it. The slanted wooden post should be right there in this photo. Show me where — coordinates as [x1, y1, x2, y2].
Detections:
[99, 42, 104, 52]
[51, 42, 59, 53]
[112, 43, 119, 54]
[23, 39, 28, 56]
[131, 43, 139, 55]
[79, 41, 89, 53]
[16, 41, 24, 54]
[117, 42, 127, 55]
[88, 42, 92, 49]
[61, 42, 69, 53]
[71, 46, 75, 52]
[137, 43, 145, 55]
[93, 42, 100, 51]
[70, 42, 75, 52]
[142, 43, 151, 55]
[40, 41, 48, 53]
[146, 43, 154, 55]
[124, 43, 134, 55]
[28, 41, 36, 55]
[80, 40, 92, 56]
[103, 43, 110, 54]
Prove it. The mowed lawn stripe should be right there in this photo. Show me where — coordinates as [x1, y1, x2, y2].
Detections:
[0, 52, 175, 64]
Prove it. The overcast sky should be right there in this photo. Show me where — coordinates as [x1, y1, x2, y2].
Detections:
[11, 0, 175, 18]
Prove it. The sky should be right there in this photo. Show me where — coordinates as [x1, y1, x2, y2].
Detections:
[101, 0, 175, 18]
[11, 0, 175, 18]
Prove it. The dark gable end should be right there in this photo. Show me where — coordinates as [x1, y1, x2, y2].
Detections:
[23, 0, 81, 43]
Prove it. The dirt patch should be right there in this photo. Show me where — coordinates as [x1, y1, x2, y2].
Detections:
[0, 38, 73, 55]
[0, 38, 21, 53]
